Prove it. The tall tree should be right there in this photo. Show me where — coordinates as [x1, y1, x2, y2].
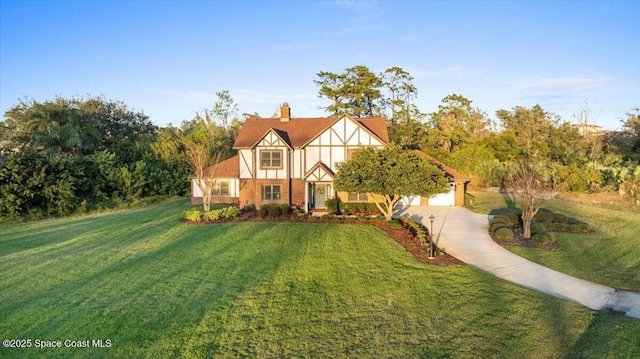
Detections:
[380, 67, 426, 149]
[427, 94, 492, 153]
[335, 144, 449, 221]
[495, 105, 557, 158]
[315, 65, 383, 117]
[212, 90, 239, 129]
[380, 66, 418, 124]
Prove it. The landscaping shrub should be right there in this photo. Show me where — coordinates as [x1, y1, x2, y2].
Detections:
[551, 213, 568, 223]
[533, 211, 554, 223]
[504, 213, 520, 225]
[530, 221, 545, 235]
[489, 217, 508, 228]
[533, 232, 556, 245]
[184, 209, 202, 222]
[202, 210, 221, 221]
[494, 227, 514, 240]
[541, 222, 590, 233]
[398, 217, 428, 243]
[320, 214, 331, 221]
[325, 198, 339, 214]
[341, 202, 379, 215]
[292, 209, 302, 216]
[279, 204, 292, 215]
[490, 222, 509, 233]
[243, 204, 256, 213]
[268, 205, 281, 218]
[221, 206, 240, 218]
[388, 219, 402, 229]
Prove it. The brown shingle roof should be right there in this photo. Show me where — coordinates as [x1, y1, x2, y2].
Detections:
[410, 150, 470, 182]
[202, 155, 239, 178]
[233, 115, 389, 149]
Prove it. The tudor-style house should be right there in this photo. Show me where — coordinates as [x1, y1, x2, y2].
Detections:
[191, 103, 469, 212]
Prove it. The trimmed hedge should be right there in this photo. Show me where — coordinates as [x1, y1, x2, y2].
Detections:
[490, 222, 509, 233]
[533, 211, 554, 223]
[494, 227, 514, 240]
[397, 217, 429, 244]
[259, 204, 294, 218]
[533, 232, 555, 245]
[341, 202, 380, 215]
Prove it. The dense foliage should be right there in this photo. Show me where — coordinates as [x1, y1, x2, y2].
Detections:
[315, 65, 640, 205]
[335, 144, 449, 220]
[0, 96, 190, 220]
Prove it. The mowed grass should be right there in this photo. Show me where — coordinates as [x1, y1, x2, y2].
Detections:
[467, 191, 640, 291]
[1, 199, 639, 358]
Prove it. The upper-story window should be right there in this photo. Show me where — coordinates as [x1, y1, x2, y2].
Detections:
[260, 150, 282, 169]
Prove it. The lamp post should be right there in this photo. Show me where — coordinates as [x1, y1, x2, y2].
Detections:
[428, 214, 435, 259]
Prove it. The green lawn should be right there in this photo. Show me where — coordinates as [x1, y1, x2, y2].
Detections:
[1, 199, 639, 358]
[467, 191, 640, 291]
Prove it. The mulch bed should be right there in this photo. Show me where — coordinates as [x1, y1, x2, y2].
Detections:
[182, 212, 464, 266]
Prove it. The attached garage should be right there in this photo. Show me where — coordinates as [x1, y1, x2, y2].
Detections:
[393, 151, 470, 208]
[427, 183, 456, 206]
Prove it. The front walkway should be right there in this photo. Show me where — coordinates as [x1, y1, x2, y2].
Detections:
[395, 206, 640, 319]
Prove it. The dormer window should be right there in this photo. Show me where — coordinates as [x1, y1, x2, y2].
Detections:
[260, 150, 282, 169]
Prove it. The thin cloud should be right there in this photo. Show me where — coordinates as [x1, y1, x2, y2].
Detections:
[411, 66, 488, 78]
[518, 77, 607, 92]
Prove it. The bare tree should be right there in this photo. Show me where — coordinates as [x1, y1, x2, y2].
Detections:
[183, 115, 222, 212]
[507, 159, 554, 238]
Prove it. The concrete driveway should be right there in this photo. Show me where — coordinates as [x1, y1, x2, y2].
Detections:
[395, 206, 640, 319]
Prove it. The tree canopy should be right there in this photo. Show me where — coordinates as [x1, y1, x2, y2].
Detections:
[335, 144, 449, 220]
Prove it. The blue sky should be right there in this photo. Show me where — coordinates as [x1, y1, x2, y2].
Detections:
[1, 0, 638, 130]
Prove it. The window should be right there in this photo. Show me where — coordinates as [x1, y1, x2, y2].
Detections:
[260, 150, 282, 169]
[348, 193, 368, 202]
[262, 185, 281, 201]
[211, 181, 230, 196]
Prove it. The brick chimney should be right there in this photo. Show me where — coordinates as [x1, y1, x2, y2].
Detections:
[280, 102, 290, 122]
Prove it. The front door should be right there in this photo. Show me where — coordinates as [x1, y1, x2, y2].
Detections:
[315, 184, 328, 209]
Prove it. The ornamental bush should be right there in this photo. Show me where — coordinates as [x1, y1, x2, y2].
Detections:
[504, 213, 520, 225]
[533, 232, 555, 245]
[489, 217, 508, 228]
[533, 211, 554, 223]
[325, 198, 339, 214]
[202, 210, 221, 221]
[184, 209, 202, 222]
[490, 222, 509, 233]
[494, 227, 514, 240]
[551, 213, 568, 223]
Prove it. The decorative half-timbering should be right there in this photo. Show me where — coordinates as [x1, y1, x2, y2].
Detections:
[190, 103, 470, 211]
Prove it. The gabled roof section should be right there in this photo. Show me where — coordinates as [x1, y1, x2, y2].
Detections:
[300, 114, 388, 148]
[410, 150, 470, 183]
[304, 162, 336, 181]
[249, 128, 293, 149]
[233, 115, 389, 149]
[190, 155, 239, 179]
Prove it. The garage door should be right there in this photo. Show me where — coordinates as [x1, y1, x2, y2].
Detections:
[428, 183, 455, 206]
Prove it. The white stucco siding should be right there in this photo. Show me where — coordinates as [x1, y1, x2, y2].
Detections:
[239, 150, 253, 179]
[191, 178, 240, 198]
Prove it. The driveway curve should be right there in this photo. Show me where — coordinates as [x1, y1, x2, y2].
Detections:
[395, 206, 640, 319]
